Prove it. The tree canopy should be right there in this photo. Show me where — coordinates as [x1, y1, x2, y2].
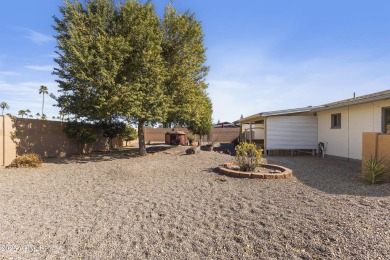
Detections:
[53, 0, 212, 155]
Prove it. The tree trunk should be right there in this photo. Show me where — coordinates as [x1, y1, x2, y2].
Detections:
[42, 94, 45, 116]
[138, 119, 147, 156]
[198, 134, 202, 146]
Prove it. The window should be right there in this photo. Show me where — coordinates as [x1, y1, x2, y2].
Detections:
[331, 113, 341, 129]
[383, 107, 390, 134]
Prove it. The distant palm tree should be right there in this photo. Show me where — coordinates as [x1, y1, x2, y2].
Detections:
[52, 116, 56, 120]
[29, 115, 33, 119]
[25, 109, 31, 118]
[18, 110, 27, 118]
[41, 114, 47, 120]
[36, 113, 40, 119]
[0, 102, 10, 115]
[39, 85, 48, 116]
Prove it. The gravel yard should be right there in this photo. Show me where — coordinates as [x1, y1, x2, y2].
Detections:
[0, 145, 389, 259]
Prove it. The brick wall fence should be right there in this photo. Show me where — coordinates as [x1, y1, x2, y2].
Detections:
[144, 127, 240, 143]
[1, 116, 120, 166]
[1, 115, 240, 166]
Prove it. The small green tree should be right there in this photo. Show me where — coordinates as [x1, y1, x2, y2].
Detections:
[187, 93, 212, 145]
[121, 125, 138, 146]
[98, 121, 128, 149]
[64, 121, 98, 154]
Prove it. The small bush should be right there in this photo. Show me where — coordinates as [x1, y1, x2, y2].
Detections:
[11, 154, 42, 168]
[235, 142, 263, 172]
[187, 134, 196, 142]
[361, 156, 389, 184]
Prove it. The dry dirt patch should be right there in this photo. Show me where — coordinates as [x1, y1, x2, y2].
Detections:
[0, 150, 389, 259]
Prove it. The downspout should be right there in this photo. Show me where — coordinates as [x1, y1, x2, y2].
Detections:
[264, 118, 267, 155]
[249, 122, 252, 143]
[347, 106, 350, 160]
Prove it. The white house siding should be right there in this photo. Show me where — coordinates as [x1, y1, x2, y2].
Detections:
[317, 100, 390, 160]
[266, 116, 318, 150]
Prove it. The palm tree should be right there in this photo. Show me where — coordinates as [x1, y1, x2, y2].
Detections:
[41, 114, 47, 120]
[0, 102, 10, 115]
[36, 113, 40, 119]
[25, 109, 31, 118]
[29, 115, 33, 119]
[18, 110, 27, 118]
[39, 85, 48, 116]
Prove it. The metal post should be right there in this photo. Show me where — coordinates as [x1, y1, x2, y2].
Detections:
[249, 122, 252, 143]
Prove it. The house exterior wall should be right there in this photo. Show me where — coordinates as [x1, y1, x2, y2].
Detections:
[317, 100, 390, 160]
[265, 116, 318, 150]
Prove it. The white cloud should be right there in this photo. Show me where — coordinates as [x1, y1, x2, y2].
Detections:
[23, 28, 54, 44]
[207, 48, 390, 122]
[25, 65, 54, 71]
[0, 71, 18, 76]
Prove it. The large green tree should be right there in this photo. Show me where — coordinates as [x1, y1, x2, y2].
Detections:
[53, 0, 211, 155]
[53, 0, 127, 122]
[118, 0, 167, 155]
[162, 4, 210, 127]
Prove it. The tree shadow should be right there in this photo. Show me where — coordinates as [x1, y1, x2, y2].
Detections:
[43, 145, 174, 164]
[266, 156, 390, 197]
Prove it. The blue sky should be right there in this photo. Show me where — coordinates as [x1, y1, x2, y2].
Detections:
[1, 1, 390, 122]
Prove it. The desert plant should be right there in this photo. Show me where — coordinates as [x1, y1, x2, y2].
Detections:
[187, 134, 196, 145]
[11, 154, 42, 168]
[361, 156, 389, 184]
[235, 142, 263, 172]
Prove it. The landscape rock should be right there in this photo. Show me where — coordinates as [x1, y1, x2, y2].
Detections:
[186, 146, 200, 155]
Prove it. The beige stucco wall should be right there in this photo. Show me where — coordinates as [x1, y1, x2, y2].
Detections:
[0, 116, 17, 166]
[317, 100, 390, 160]
[1, 117, 122, 166]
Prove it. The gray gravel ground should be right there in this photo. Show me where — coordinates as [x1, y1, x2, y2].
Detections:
[0, 146, 389, 259]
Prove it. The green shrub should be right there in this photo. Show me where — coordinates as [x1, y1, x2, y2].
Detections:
[64, 121, 98, 145]
[361, 156, 389, 184]
[11, 154, 42, 168]
[235, 142, 263, 172]
[187, 134, 196, 145]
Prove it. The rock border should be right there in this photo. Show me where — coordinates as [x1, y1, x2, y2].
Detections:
[218, 163, 293, 179]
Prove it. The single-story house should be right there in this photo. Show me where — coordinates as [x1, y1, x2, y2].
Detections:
[314, 89, 390, 160]
[240, 89, 390, 160]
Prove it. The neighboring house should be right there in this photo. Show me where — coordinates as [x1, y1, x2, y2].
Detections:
[240, 107, 318, 155]
[313, 90, 390, 160]
[240, 89, 390, 160]
[212, 122, 240, 128]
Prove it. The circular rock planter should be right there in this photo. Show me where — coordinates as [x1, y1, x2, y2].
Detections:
[218, 163, 293, 179]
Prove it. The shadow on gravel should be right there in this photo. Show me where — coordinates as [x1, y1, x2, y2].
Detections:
[43, 145, 173, 165]
[266, 156, 390, 197]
